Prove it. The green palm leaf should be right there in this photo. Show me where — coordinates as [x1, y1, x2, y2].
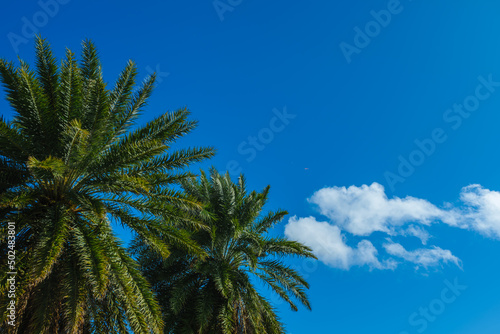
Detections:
[0, 37, 214, 333]
[134, 169, 316, 333]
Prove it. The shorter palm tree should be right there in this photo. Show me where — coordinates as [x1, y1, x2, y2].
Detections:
[132, 169, 316, 333]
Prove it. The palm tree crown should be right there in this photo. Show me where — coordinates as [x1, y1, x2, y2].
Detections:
[0, 37, 214, 333]
[133, 169, 316, 334]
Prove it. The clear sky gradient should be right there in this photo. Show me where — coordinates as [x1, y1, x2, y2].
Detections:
[2, 0, 500, 333]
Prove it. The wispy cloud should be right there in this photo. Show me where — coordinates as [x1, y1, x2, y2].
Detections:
[383, 241, 461, 269]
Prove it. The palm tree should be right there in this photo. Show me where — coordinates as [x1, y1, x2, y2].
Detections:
[0, 37, 214, 333]
[132, 169, 316, 333]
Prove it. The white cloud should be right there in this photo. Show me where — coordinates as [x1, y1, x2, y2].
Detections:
[383, 242, 461, 269]
[308, 182, 500, 239]
[401, 225, 431, 245]
[460, 184, 500, 238]
[309, 183, 458, 236]
[284, 216, 396, 270]
[284, 182, 500, 271]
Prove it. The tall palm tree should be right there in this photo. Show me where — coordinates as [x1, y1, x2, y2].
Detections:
[132, 169, 316, 333]
[0, 37, 214, 333]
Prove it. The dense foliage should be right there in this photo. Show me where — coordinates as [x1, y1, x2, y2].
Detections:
[0, 37, 214, 333]
[133, 169, 316, 333]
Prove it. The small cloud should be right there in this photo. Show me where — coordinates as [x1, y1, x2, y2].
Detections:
[402, 225, 431, 245]
[383, 241, 461, 269]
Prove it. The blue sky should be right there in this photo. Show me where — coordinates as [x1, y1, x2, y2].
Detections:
[2, 0, 500, 333]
